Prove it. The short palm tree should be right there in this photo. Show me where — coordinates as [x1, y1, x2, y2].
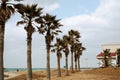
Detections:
[62, 35, 70, 76]
[103, 49, 111, 67]
[15, 4, 42, 80]
[37, 13, 62, 80]
[68, 29, 80, 73]
[0, 0, 20, 79]
[51, 38, 63, 77]
[116, 48, 120, 67]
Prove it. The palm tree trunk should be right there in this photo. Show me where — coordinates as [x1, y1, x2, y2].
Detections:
[65, 56, 69, 76]
[74, 52, 77, 72]
[57, 56, 61, 77]
[0, 23, 5, 80]
[46, 47, 51, 80]
[45, 34, 51, 80]
[104, 56, 108, 67]
[78, 57, 80, 71]
[75, 60, 77, 72]
[71, 52, 74, 73]
[27, 36, 32, 80]
[117, 55, 120, 67]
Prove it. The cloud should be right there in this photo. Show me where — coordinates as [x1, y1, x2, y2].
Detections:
[19, 0, 60, 12]
[62, 0, 120, 38]
[62, 14, 108, 30]
[43, 2, 60, 13]
[20, 0, 58, 4]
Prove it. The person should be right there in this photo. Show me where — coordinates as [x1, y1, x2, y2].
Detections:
[17, 69, 19, 72]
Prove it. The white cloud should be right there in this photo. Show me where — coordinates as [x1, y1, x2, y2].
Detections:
[43, 3, 60, 13]
[94, 0, 120, 18]
[62, 14, 108, 29]
[62, 0, 120, 37]
[19, 0, 60, 12]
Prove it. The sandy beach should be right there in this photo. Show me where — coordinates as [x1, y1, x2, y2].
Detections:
[4, 67, 120, 80]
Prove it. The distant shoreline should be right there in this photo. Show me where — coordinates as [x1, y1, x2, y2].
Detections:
[4, 68, 47, 72]
[4, 67, 99, 72]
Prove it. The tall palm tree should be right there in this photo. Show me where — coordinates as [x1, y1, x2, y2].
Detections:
[73, 43, 79, 72]
[77, 45, 86, 71]
[68, 29, 80, 73]
[15, 4, 42, 80]
[62, 35, 70, 76]
[73, 42, 85, 71]
[74, 51, 78, 71]
[0, 0, 21, 79]
[51, 38, 63, 77]
[116, 48, 120, 67]
[77, 49, 82, 71]
[37, 13, 62, 80]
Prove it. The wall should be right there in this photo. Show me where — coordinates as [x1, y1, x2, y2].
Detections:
[101, 44, 120, 52]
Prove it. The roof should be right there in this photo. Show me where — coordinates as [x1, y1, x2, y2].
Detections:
[96, 52, 116, 59]
[101, 44, 120, 46]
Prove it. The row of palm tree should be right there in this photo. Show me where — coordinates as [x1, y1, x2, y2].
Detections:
[0, 0, 85, 80]
[52, 30, 86, 77]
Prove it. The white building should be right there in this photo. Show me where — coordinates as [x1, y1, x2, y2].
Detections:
[97, 44, 120, 67]
[101, 44, 120, 52]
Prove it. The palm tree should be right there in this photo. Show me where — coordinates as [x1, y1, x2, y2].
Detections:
[116, 48, 120, 67]
[51, 38, 63, 77]
[73, 43, 79, 72]
[103, 49, 111, 67]
[0, 0, 21, 79]
[37, 13, 62, 80]
[15, 4, 42, 80]
[62, 35, 70, 76]
[73, 42, 85, 72]
[68, 29, 80, 73]
[77, 45, 86, 71]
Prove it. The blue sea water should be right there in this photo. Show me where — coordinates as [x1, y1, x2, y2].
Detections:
[4, 68, 47, 72]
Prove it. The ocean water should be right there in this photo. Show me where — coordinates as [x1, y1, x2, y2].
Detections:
[4, 68, 47, 72]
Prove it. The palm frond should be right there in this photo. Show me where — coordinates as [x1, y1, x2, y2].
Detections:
[35, 17, 44, 24]
[17, 20, 27, 26]
[8, 6, 15, 14]
[52, 32, 58, 35]
[51, 49, 56, 53]
[56, 30, 62, 33]
[14, 3, 25, 15]
[37, 27, 45, 34]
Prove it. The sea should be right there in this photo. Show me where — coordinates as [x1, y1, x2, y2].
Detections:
[4, 68, 47, 72]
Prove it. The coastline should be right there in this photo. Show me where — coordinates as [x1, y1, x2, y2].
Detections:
[4, 68, 47, 72]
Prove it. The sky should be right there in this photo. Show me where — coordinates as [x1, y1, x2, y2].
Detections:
[3, 0, 120, 68]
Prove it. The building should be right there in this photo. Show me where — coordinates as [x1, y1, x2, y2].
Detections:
[101, 44, 120, 52]
[96, 44, 120, 67]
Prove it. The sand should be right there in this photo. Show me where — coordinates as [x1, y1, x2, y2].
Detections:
[4, 67, 120, 80]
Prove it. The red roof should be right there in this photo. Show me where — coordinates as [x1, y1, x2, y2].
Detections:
[97, 52, 116, 59]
